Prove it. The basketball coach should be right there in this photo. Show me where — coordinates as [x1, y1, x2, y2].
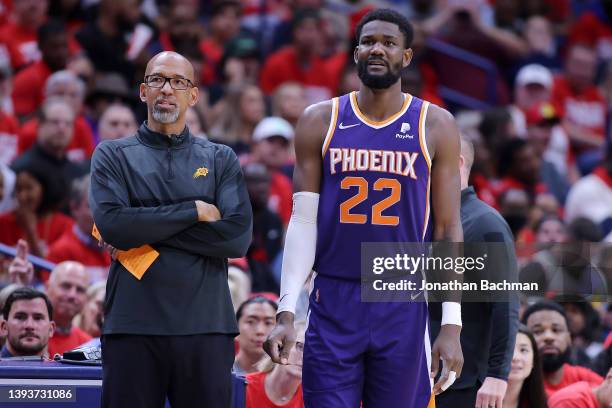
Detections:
[89, 51, 253, 408]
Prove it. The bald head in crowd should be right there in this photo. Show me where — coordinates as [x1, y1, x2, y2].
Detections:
[98, 104, 137, 141]
[45, 261, 88, 331]
[44, 70, 86, 114]
[459, 133, 475, 188]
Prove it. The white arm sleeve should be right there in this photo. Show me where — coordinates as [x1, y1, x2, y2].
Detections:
[277, 192, 320, 315]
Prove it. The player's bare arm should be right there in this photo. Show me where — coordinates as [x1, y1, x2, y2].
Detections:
[264, 100, 332, 364]
[426, 104, 465, 395]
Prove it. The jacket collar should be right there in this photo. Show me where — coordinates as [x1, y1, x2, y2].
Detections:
[137, 122, 192, 149]
[461, 186, 476, 205]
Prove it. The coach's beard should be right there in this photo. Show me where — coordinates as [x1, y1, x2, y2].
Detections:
[152, 101, 180, 124]
[357, 58, 402, 89]
[541, 347, 570, 373]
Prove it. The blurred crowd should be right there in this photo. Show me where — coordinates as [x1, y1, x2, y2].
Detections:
[0, 0, 611, 406]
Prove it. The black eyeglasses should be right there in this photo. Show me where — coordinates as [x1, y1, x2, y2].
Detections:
[144, 75, 194, 90]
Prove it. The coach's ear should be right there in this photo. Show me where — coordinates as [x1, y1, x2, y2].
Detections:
[139, 83, 147, 103]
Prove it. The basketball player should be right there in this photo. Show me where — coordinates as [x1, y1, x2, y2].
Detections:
[264, 9, 464, 408]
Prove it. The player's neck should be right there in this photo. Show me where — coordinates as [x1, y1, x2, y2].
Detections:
[265, 367, 300, 404]
[356, 84, 405, 123]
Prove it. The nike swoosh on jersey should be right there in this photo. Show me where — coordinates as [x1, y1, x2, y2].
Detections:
[338, 122, 360, 129]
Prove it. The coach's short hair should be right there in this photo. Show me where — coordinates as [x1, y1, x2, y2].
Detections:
[355, 8, 414, 49]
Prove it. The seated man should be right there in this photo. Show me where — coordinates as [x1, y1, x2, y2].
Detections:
[0, 287, 55, 358]
[548, 368, 612, 408]
[522, 300, 603, 395]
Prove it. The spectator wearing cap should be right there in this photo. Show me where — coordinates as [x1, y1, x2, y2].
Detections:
[250, 117, 295, 226]
[0, 60, 19, 166]
[243, 162, 283, 293]
[260, 8, 339, 105]
[18, 71, 94, 163]
[525, 102, 570, 204]
[568, 1, 612, 61]
[552, 44, 607, 156]
[47, 175, 111, 284]
[522, 301, 603, 396]
[11, 19, 71, 121]
[565, 145, 612, 242]
[0, 287, 55, 358]
[0, 0, 49, 69]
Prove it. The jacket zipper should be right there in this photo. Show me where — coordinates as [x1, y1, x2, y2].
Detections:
[167, 148, 174, 178]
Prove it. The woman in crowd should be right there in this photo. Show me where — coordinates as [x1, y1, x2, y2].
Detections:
[0, 160, 71, 259]
[246, 321, 305, 408]
[503, 325, 548, 408]
[73, 281, 105, 338]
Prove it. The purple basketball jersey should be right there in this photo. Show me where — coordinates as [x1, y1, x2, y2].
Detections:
[313, 91, 433, 280]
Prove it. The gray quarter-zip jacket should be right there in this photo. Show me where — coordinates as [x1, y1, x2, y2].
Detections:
[89, 123, 252, 336]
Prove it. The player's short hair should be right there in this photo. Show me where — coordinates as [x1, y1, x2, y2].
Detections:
[2, 287, 53, 321]
[521, 300, 567, 327]
[355, 8, 414, 49]
[236, 296, 278, 321]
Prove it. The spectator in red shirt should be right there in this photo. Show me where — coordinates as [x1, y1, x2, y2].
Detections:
[18, 70, 94, 162]
[260, 8, 338, 104]
[0, 157, 72, 258]
[199, 1, 241, 86]
[551, 44, 607, 154]
[0, 62, 19, 166]
[246, 320, 305, 408]
[0, 0, 48, 69]
[47, 175, 110, 283]
[11, 19, 70, 121]
[548, 369, 612, 408]
[233, 296, 277, 377]
[568, 0, 612, 61]
[44, 260, 91, 357]
[522, 301, 604, 396]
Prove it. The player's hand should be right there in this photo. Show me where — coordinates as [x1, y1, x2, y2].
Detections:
[195, 200, 221, 222]
[8, 239, 34, 286]
[431, 324, 463, 395]
[264, 311, 296, 364]
[475, 377, 507, 408]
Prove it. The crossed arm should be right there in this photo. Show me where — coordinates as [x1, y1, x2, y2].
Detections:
[89, 143, 252, 258]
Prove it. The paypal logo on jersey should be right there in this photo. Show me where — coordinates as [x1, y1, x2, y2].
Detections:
[396, 122, 414, 139]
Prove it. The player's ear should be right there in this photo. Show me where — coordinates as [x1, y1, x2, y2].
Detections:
[139, 83, 147, 103]
[403, 48, 413, 69]
[353, 46, 359, 65]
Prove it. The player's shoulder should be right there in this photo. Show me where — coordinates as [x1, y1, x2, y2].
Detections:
[295, 99, 335, 143]
[423, 101, 459, 146]
[300, 99, 335, 125]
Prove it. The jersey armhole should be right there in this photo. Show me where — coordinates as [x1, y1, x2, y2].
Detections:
[322, 97, 339, 157]
[418, 101, 432, 170]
